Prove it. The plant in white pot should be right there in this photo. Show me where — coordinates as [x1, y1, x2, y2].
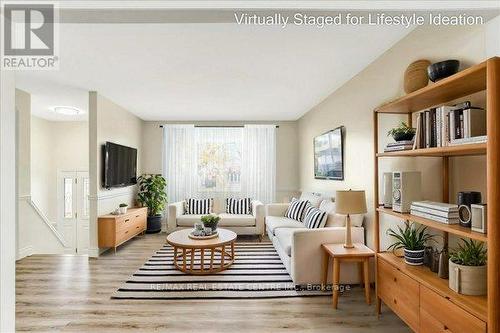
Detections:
[449, 239, 487, 296]
[387, 221, 434, 265]
[118, 203, 128, 214]
[137, 174, 167, 234]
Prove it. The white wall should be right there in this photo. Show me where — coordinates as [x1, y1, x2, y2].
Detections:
[141, 120, 300, 202]
[89, 92, 143, 257]
[0, 70, 16, 333]
[31, 116, 88, 223]
[297, 24, 489, 250]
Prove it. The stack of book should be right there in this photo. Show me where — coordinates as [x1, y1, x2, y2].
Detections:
[384, 140, 414, 152]
[413, 101, 486, 149]
[410, 201, 459, 224]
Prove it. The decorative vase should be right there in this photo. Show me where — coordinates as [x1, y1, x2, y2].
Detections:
[392, 132, 415, 142]
[119, 206, 128, 214]
[404, 248, 425, 265]
[438, 248, 449, 279]
[404, 59, 431, 93]
[449, 260, 487, 295]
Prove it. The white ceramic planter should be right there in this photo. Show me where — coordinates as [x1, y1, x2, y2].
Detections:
[448, 259, 487, 296]
[119, 206, 128, 214]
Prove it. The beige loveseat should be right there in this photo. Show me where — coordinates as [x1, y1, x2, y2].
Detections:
[266, 192, 365, 286]
[167, 199, 265, 235]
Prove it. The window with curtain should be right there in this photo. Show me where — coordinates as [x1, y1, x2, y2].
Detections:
[162, 125, 276, 204]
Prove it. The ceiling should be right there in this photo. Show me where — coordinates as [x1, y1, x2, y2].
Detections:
[17, 22, 413, 121]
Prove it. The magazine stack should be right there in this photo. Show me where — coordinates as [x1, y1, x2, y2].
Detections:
[410, 200, 459, 224]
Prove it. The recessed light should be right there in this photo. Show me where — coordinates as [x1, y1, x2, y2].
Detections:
[52, 106, 84, 116]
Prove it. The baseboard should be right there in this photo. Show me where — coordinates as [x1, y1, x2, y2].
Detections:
[88, 247, 100, 258]
[17, 246, 34, 260]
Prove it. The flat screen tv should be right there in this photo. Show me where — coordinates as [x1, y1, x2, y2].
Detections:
[314, 127, 344, 180]
[103, 142, 137, 188]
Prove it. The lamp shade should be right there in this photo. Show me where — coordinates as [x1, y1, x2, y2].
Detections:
[335, 190, 367, 215]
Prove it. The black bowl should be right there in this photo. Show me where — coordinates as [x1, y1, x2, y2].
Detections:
[427, 60, 460, 82]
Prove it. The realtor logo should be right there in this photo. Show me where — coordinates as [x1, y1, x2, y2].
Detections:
[1, 2, 59, 70]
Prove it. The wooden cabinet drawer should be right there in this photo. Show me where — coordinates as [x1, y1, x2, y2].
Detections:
[420, 285, 485, 333]
[378, 258, 420, 332]
[116, 215, 135, 231]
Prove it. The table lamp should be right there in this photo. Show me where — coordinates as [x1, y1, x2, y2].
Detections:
[336, 190, 367, 248]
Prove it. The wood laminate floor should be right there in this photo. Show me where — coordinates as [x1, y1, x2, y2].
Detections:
[16, 233, 410, 332]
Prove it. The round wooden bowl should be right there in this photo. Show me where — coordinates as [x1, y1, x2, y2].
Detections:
[404, 59, 431, 94]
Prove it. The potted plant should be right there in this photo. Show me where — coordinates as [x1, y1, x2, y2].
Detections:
[137, 174, 167, 233]
[387, 221, 434, 265]
[449, 239, 487, 295]
[201, 214, 220, 232]
[388, 122, 416, 142]
[118, 203, 128, 214]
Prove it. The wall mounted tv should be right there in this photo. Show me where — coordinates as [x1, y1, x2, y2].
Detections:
[102, 142, 137, 188]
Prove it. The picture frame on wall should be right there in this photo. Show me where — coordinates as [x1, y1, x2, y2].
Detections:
[314, 126, 344, 180]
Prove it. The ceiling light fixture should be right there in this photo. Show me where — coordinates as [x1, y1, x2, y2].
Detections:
[52, 106, 84, 116]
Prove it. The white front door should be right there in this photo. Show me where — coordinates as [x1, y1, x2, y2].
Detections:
[57, 171, 89, 254]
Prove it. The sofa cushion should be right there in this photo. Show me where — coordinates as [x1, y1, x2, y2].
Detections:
[285, 198, 310, 222]
[319, 200, 341, 227]
[185, 198, 213, 214]
[226, 198, 252, 215]
[218, 213, 255, 227]
[299, 192, 329, 208]
[275, 228, 296, 256]
[266, 216, 305, 235]
[177, 214, 204, 227]
[303, 206, 328, 229]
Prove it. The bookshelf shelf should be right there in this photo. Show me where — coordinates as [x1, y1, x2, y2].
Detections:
[374, 60, 487, 114]
[376, 142, 486, 157]
[378, 252, 487, 322]
[377, 207, 487, 242]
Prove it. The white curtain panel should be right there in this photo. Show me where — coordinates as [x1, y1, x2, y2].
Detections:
[241, 125, 276, 204]
[162, 125, 197, 203]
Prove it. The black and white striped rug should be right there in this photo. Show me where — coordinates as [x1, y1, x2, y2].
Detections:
[112, 242, 330, 299]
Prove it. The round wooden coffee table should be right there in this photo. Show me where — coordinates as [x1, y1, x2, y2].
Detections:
[166, 228, 237, 275]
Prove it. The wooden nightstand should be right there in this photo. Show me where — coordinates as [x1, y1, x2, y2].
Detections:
[321, 243, 375, 309]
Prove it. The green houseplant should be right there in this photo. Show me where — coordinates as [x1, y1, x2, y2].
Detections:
[387, 221, 434, 265]
[201, 214, 220, 232]
[387, 122, 416, 142]
[137, 174, 167, 233]
[449, 239, 487, 295]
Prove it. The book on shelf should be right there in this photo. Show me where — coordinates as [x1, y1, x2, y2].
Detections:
[413, 101, 486, 149]
[411, 200, 459, 213]
[449, 135, 487, 146]
[410, 209, 460, 225]
[410, 206, 459, 219]
[384, 140, 414, 152]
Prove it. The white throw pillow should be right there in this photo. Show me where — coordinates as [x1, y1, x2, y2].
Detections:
[332, 213, 364, 227]
[300, 192, 328, 208]
[319, 200, 340, 227]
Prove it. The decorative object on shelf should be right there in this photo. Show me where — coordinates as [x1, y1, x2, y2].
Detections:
[471, 204, 487, 234]
[438, 247, 449, 279]
[427, 59, 460, 82]
[387, 221, 434, 265]
[118, 203, 128, 214]
[201, 214, 220, 232]
[387, 122, 416, 142]
[314, 127, 344, 180]
[335, 189, 367, 248]
[188, 229, 219, 240]
[457, 191, 482, 228]
[382, 173, 393, 208]
[424, 246, 434, 267]
[431, 248, 440, 273]
[404, 59, 431, 93]
[410, 200, 459, 224]
[384, 140, 414, 152]
[449, 239, 487, 295]
[392, 171, 422, 213]
[137, 174, 168, 233]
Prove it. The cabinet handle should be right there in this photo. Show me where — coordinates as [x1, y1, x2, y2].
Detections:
[125, 230, 129, 234]
[393, 277, 397, 282]
[125, 219, 130, 223]
[393, 299, 397, 305]
[136, 226, 140, 229]
[136, 215, 140, 218]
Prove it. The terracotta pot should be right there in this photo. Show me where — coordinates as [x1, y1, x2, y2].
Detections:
[448, 259, 487, 295]
[404, 59, 431, 93]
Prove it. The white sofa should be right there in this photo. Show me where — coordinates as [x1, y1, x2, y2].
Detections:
[167, 199, 265, 235]
[266, 194, 365, 286]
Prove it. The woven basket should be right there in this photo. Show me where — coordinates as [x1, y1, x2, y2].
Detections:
[404, 60, 431, 93]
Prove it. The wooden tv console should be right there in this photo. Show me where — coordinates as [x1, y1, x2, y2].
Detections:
[98, 207, 147, 252]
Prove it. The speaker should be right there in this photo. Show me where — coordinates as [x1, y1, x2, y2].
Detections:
[457, 191, 482, 228]
[392, 171, 422, 213]
[383, 172, 393, 208]
[471, 204, 487, 234]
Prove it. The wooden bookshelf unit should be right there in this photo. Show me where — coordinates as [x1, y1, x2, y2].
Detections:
[373, 57, 499, 333]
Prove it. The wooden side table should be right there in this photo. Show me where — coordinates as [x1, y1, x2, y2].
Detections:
[321, 243, 375, 309]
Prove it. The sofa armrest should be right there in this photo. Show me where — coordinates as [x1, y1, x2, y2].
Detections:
[251, 200, 265, 235]
[167, 201, 185, 232]
[265, 203, 289, 217]
[290, 227, 365, 285]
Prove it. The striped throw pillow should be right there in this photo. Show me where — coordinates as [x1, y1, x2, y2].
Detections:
[185, 198, 212, 215]
[284, 198, 310, 222]
[303, 206, 328, 229]
[226, 198, 252, 215]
